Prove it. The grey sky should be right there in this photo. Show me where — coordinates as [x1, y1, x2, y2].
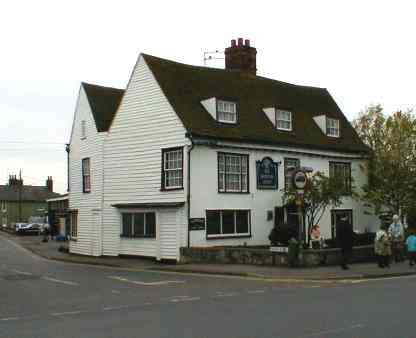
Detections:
[1, 0, 414, 193]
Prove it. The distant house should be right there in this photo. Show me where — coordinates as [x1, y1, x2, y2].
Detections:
[67, 82, 124, 255]
[68, 38, 377, 260]
[0, 176, 60, 228]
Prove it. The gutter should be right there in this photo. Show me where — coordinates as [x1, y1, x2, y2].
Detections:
[185, 132, 195, 248]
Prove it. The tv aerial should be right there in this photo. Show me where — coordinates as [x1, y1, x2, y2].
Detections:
[203, 50, 224, 66]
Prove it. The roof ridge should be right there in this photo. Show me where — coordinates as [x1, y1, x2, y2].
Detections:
[141, 53, 326, 91]
[81, 82, 125, 93]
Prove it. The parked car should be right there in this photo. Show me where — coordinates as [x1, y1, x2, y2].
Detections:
[15, 223, 42, 235]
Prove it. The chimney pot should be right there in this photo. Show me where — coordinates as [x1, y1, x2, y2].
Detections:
[224, 38, 257, 75]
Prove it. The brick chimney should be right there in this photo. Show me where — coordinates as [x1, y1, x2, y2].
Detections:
[225, 38, 257, 75]
[9, 175, 23, 187]
[46, 176, 53, 192]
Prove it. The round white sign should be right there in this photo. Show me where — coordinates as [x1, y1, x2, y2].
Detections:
[292, 170, 307, 190]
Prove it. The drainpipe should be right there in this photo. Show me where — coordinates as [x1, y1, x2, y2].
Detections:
[186, 133, 195, 248]
[65, 144, 70, 192]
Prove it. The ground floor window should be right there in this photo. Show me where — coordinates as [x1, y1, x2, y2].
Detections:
[121, 212, 156, 238]
[206, 210, 250, 238]
[70, 210, 78, 239]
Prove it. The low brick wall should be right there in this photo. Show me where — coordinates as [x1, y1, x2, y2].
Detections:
[180, 245, 375, 267]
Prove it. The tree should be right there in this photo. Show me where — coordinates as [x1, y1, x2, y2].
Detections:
[353, 105, 416, 216]
[282, 171, 347, 244]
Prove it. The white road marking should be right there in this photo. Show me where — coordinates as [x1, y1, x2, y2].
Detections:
[108, 276, 185, 286]
[42, 276, 79, 286]
[11, 269, 33, 275]
[0, 317, 19, 321]
[111, 290, 121, 294]
[169, 297, 200, 303]
[51, 311, 83, 316]
[213, 291, 240, 297]
[299, 323, 364, 337]
[103, 305, 130, 311]
[247, 289, 266, 294]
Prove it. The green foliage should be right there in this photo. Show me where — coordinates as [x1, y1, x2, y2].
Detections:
[282, 171, 349, 243]
[353, 105, 416, 215]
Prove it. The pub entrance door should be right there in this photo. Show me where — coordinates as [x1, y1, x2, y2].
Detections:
[331, 209, 353, 239]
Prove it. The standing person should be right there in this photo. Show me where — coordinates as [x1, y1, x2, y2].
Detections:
[388, 214, 405, 262]
[375, 224, 391, 268]
[310, 224, 321, 249]
[406, 231, 416, 266]
[42, 223, 50, 243]
[336, 215, 354, 270]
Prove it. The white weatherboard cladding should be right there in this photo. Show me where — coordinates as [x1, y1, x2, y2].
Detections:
[189, 145, 377, 247]
[263, 107, 276, 126]
[68, 86, 104, 256]
[201, 97, 217, 120]
[313, 115, 326, 134]
[102, 56, 188, 259]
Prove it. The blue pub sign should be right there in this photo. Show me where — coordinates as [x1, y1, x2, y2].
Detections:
[256, 157, 279, 189]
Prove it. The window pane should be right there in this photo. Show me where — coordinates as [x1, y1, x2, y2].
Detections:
[222, 211, 235, 234]
[236, 211, 249, 234]
[133, 213, 144, 237]
[122, 214, 132, 237]
[145, 213, 156, 237]
[206, 211, 221, 235]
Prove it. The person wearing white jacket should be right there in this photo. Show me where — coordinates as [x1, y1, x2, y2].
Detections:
[388, 214, 405, 262]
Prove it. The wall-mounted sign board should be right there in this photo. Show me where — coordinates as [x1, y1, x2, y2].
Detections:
[256, 157, 279, 189]
[189, 218, 205, 231]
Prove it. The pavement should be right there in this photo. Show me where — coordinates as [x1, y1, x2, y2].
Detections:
[2, 229, 416, 338]
[1, 230, 415, 282]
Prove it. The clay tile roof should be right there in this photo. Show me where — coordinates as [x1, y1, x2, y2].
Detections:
[82, 82, 124, 132]
[143, 54, 369, 154]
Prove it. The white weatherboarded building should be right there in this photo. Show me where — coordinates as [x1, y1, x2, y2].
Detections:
[68, 83, 124, 256]
[68, 39, 377, 260]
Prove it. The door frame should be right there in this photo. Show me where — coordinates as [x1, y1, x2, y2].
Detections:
[331, 209, 353, 239]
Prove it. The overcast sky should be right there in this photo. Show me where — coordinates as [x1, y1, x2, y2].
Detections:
[1, 0, 415, 193]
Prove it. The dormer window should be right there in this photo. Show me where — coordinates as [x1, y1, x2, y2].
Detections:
[217, 100, 237, 124]
[276, 110, 292, 131]
[326, 118, 340, 137]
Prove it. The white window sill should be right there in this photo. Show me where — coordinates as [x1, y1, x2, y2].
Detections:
[217, 119, 237, 124]
[207, 233, 251, 239]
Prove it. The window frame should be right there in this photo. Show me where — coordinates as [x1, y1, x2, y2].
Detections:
[81, 120, 87, 139]
[217, 152, 249, 194]
[82, 158, 91, 193]
[161, 147, 184, 191]
[284, 158, 300, 191]
[70, 210, 78, 240]
[206, 209, 251, 239]
[329, 161, 352, 195]
[216, 99, 238, 124]
[276, 109, 292, 131]
[120, 211, 157, 239]
[326, 117, 340, 137]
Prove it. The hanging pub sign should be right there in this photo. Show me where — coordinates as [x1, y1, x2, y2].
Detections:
[256, 157, 279, 189]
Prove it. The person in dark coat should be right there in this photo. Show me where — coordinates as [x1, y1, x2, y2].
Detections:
[336, 215, 354, 270]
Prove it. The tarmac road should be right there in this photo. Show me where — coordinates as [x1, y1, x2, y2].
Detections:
[0, 234, 415, 338]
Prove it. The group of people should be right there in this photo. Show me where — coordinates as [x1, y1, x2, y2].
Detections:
[374, 214, 416, 268]
[335, 214, 416, 270]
